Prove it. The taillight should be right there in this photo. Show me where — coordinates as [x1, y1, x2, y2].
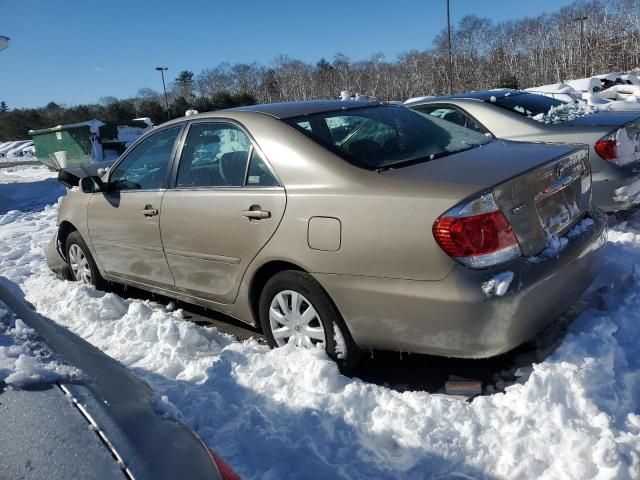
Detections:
[595, 127, 639, 166]
[208, 448, 241, 480]
[594, 136, 616, 161]
[433, 193, 521, 269]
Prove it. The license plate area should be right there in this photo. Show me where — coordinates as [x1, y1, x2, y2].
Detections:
[536, 184, 581, 237]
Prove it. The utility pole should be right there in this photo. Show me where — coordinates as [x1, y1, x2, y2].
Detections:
[446, 0, 453, 94]
[155, 66, 170, 121]
[574, 16, 588, 77]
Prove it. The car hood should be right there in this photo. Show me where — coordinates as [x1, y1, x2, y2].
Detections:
[562, 111, 640, 127]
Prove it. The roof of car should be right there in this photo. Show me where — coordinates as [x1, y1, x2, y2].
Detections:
[226, 99, 384, 119]
[406, 89, 522, 104]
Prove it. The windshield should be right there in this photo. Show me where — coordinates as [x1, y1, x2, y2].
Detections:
[283, 105, 491, 170]
[492, 93, 565, 117]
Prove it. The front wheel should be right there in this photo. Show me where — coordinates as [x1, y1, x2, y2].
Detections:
[259, 270, 361, 372]
[65, 231, 107, 290]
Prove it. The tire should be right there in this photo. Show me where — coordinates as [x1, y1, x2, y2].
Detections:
[65, 231, 107, 290]
[259, 270, 362, 372]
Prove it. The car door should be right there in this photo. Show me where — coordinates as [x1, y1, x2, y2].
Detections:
[87, 126, 183, 288]
[160, 121, 286, 304]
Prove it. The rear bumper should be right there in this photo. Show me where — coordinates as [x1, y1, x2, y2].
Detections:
[47, 233, 71, 279]
[315, 208, 607, 358]
[592, 162, 640, 212]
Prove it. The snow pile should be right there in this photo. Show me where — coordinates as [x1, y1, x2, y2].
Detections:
[614, 126, 640, 166]
[0, 300, 81, 388]
[1, 171, 640, 478]
[333, 323, 347, 359]
[527, 73, 640, 112]
[566, 77, 603, 93]
[529, 217, 596, 263]
[0, 140, 35, 162]
[481, 271, 514, 297]
[531, 216, 594, 260]
[524, 83, 581, 103]
[339, 91, 365, 101]
[531, 102, 598, 124]
[115, 125, 148, 146]
[583, 91, 640, 112]
[614, 178, 640, 203]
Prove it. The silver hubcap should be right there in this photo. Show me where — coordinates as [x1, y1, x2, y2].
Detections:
[68, 244, 92, 284]
[269, 290, 326, 348]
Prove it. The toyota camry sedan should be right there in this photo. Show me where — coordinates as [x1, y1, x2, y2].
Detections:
[47, 100, 606, 370]
[405, 89, 640, 212]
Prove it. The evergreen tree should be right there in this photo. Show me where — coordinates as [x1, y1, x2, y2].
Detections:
[173, 70, 196, 103]
[0, 101, 8, 113]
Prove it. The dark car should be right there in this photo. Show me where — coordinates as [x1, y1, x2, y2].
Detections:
[0, 279, 239, 480]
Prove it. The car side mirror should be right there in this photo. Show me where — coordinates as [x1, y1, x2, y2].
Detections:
[80, 175, 105, 193]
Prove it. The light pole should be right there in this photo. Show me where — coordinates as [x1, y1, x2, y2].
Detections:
[446, 0, 453, 94]
[574, 16, 588, 77]
[155, 66, 170, 121]
[0, 36, 9, 52]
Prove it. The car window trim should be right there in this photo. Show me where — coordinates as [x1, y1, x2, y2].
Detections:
[412, 102, 490, 135]
[168, 118, 283, 190]
[106, 124, 185, 193]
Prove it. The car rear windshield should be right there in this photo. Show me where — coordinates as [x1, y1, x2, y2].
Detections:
[283, 105, 491, 171]
[491, 93, 565, 117]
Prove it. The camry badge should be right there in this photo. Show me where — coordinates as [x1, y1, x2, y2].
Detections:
[512, 204, 526, 215]
[556, 163, 567, 179]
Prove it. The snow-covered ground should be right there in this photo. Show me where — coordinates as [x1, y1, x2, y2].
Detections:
[1, 165, 639, 479]
[0, 297, 81, 388]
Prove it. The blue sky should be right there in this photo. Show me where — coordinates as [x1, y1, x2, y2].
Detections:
[0, 0, 576, 108]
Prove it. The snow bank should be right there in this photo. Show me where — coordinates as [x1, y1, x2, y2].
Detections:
[525, 84, 581, 103]
[1, 173, 639, 478]
[527, 73, 640, 113]
[0, 299, 81, 388]
[565, 77, 602, 93]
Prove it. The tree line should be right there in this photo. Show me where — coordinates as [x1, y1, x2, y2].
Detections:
[1, 0, 639, 141]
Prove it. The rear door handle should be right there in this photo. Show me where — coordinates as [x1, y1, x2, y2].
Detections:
[242, 209, 271, 220]
[141, 205, 159, 217]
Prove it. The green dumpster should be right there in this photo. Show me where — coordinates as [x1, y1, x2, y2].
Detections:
[29, 119, 152, 170]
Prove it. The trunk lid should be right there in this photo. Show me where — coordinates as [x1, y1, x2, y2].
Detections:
[562, 111, 640, 127]
[381, 140, 591, 257]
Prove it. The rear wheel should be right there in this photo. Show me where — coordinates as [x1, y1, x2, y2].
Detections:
[65, 231, 107, 290]
[259, 270, 361, 371]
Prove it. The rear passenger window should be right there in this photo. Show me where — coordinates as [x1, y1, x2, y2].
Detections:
[414, 105, 487, 133]
[246, 149, 279, 187]
[177, 123, 251, 187]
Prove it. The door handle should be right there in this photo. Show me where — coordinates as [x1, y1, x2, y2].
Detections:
[141, 205, 159, 217]
[242, 208, 271, 220]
